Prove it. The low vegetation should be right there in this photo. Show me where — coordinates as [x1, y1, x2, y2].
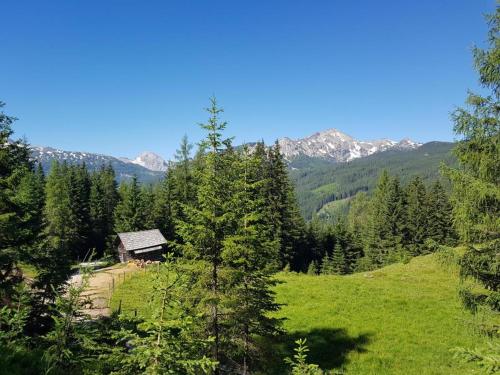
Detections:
[111, 251, 499, 374]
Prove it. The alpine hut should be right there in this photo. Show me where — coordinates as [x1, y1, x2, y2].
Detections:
[117, 229, 167, 263]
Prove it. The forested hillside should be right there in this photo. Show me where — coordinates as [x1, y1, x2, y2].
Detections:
[291, 141, 456, 219]
[0, 5, 498, 374]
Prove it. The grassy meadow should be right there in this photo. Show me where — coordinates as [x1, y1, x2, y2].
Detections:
[110, 252, 499, 374]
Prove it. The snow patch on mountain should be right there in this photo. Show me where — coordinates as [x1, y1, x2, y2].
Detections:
[124, 151, 168, 172]
[278, 128, 421, 162]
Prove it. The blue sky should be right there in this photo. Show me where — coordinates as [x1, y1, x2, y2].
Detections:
[1, 0, 495, 160]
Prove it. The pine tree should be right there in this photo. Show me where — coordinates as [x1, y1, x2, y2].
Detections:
[427, 180, 455, 245]
[405, 176, 429, 255]
[320, 253, 335, 275]
[89, 165, 118, 257]
[444, 7, 500, 312]
[44, 161, 75, 257]
[266, 141, 305, 269]
[151, 165, 176, 244]
[173, 134, 195, 206]
[141, 183, 157, 230]
[222, 147, 281, 372]
[331, 242, 346, 275]
[0, 101, 37, 303]
[347, 191, 370, 253]
[176, 97, 234, 372]
[307, 260, 318, 275]
[365, 172, 408, 267]
[67, 164, 92, 260]
[114, 176, 146, 233]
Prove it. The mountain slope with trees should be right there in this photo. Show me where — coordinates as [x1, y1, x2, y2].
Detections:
[291, 141, 456, 219]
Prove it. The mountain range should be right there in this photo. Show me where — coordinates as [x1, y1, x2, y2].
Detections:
[30, 128, 455, 219]
[31, 128, 421, 181]
[278, 128, 421, 162]
[30, 146, 166, 183]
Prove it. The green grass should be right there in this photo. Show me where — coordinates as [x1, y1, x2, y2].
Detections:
[317, 197, 351, 219]
[110, 253, 499, 374]
[312, 183, 339, 196]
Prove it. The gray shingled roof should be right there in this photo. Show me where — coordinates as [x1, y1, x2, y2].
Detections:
[117, 229, 167, 251]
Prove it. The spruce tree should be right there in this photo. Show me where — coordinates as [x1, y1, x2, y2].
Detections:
[0, 102, 37, 302]
[114, 176, 146, 233]
[266, 141, 305, 269]
[405, 176, 429, 255]
[89, 165, 118, 256]
[331, 242, 346, 275]
[151, 165, 176, 244]
[222, 147, 281, 372]
[67, 164, 92, 260]
[176, 97, 234, 372]
[44, 161, 75, 258]
[320, 253, 335, 275]
[427, 180, 455, 245]
[365, 172, 408, 267]
[444, 8, 500, 311]
[365, 171, 391, 267]
[173, 134, 195, 205]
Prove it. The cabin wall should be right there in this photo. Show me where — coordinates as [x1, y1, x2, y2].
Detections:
[117, 242, 165, 263]
[118, 243, 131, 263]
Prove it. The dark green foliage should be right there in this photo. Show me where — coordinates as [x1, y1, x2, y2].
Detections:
[89, 165, 119, 257]
[114, 176, 147, 233]
[405, 176, 429, 255]
[364, 171, 406, 267]
[176, 97, 238, 371]
[267, 141, 306, 269]
[444, 7, 500, 313]
[292, 142, 456, 220]
[0, 102, 37, 303]
[427, 180, 455, 245]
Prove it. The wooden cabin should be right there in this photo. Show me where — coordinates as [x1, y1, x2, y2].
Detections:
[117, 229, 167, 263]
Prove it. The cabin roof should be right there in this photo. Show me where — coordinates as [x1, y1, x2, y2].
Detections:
[117, 229, 167, 251]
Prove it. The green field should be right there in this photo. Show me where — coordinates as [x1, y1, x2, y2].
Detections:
[110, 253, 499, 374]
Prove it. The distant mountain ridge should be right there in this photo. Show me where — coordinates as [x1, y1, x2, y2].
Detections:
[30, 146, 165, 183]
[278, 128, 421, 162]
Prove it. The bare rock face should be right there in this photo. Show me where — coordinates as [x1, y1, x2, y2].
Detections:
[129, 151, 168, 172]
[277, 128, 421, 162]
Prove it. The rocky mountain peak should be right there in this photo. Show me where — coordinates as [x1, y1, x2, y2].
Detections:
[129, 151, 168, 172]
[277, 129, 421, 162]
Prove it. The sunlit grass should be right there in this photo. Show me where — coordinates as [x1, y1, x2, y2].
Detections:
[110, 252, 499, 374]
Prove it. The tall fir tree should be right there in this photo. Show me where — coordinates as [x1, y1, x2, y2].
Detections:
[114, 176, 147, 233]
[176, 97, 234, 372]
[222, 147, 281, 372]
[427, 180, 455, 245]
[151, 165, 176, 244]
[0, 101, 38, 303]
[444, 7, 500, 311]
[405, 176, 429, 255]
[330, 242, 346, 275]
[89, 165, 118, 256]
[44, 161, 75, 258]
[267, 141, 305, 270]
[67, 164, 92, 260]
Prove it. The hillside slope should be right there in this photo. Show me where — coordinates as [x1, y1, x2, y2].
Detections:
[291, 141, 456, 219]
[110, 252, 498, 374]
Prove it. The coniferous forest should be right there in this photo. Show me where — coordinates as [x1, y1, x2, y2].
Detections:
[1, 4, 499, 375]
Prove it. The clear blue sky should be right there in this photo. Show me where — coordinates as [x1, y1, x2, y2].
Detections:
[1, 0, 495, 160]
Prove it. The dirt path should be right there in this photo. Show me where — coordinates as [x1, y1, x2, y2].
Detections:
[70, 263, 139, 318]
